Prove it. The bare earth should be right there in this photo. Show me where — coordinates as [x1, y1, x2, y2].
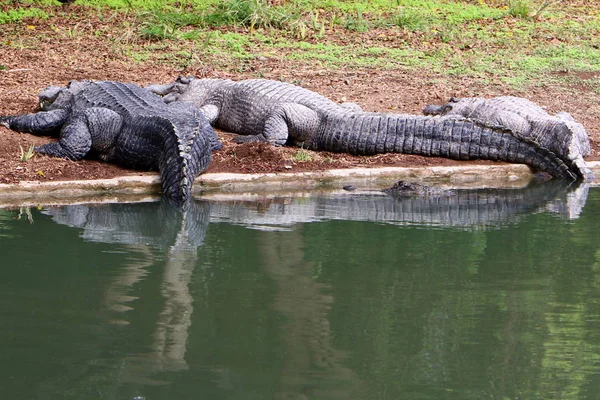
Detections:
[1, 8, 599, 185]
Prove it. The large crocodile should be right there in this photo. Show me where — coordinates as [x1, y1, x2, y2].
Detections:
[0, 80, 221, 203]
[423, 96, 593, 179]
[148, 77, 576, 180]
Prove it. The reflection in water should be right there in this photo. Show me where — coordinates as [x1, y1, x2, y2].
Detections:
[11, 181, 595, 399]
[45, 200, 208, 249]
[258, 228, 364, 399]
[545, 180, 590, 219]
[210, 180, 590, 230]
[44, 200, 210, 382]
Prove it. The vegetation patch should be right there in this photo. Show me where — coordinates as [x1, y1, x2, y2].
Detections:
[19, 144, 35, 162]
[292, 147, 313, 162]
[0, 7, 48, 24]
[0, 0, 599, 87]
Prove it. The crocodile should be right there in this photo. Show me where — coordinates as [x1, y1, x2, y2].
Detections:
[423, 96, 593, 179]
[382, 180, 455, 198]
[0, 80, 221, 203]
[148, 77, 576, 180]
[343, 180, 455, 198]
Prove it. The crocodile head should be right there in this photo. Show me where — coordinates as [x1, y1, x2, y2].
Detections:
[422, 102, 454, 116]
[38, 86, 67, 110]
[38, 80, 92, 111]
[382, 180, 455, 198]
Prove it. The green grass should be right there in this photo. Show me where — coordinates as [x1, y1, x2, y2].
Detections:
[292, 147, 313, 162]
[0, 0, 598, 88]
[19, 144, 36, 162]
[0, 7, 48, 24]
[508, 0, 534, 18]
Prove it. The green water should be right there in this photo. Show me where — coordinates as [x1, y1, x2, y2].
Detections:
[1, 182, 600, 400]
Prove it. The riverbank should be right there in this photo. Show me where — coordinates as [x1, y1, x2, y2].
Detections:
[1, 0, 599, 206]
[0, 162, 598, 208]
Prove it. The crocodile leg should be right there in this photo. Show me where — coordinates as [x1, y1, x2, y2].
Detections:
[198, 104, 220, 124]
[233, 103, 320, 146]
[36, 107, 123, 161]
[0, 109, 69, 135]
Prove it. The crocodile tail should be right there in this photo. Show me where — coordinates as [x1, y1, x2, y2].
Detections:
[158, 111, 215, 204]
[314, 113, 576, 180]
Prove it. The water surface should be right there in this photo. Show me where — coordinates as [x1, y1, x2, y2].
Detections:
[1, 181, 599, 400]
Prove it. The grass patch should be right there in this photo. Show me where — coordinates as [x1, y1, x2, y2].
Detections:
[277, 40, 432, 69]
[508, 0, 558, 19]
[19, 144, 35, 162]
[205, 0, 296, 29]
[292, 147, 313, 162]
[0, 0, 598, 88]
[508, 0, 532, 18]
[0, 7, 48, 24]
[516, 45, 600, 75]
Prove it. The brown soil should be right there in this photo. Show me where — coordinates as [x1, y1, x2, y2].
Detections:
[1, 7, 599, 185]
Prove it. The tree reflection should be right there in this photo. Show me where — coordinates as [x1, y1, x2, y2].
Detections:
[257, 228, 365, 399]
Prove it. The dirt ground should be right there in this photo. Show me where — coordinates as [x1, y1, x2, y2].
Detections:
[1, 8, 599, 185]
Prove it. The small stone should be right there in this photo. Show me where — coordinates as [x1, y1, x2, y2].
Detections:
[284, 165, 292, 169]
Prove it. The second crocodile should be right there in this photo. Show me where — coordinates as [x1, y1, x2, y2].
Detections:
[148, 77, 576, 180]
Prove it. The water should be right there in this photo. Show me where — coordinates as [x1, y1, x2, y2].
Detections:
[0, 181, 599, 400]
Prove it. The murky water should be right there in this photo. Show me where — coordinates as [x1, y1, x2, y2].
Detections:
[1, 181, 599, 400]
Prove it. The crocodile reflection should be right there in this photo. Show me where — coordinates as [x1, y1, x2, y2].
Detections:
[43, 198, 366, 397]
[38, 180, 590, 397]
[209, 180, 590, 230]
[44, 200, 210, 379]
[45, 199, 209, 249]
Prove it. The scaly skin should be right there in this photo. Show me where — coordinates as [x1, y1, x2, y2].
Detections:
[423, 96, 593, 179]
[149, 77, 576, 180]
[381, 180, 455, 198]
[0, 80, 222, 203]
